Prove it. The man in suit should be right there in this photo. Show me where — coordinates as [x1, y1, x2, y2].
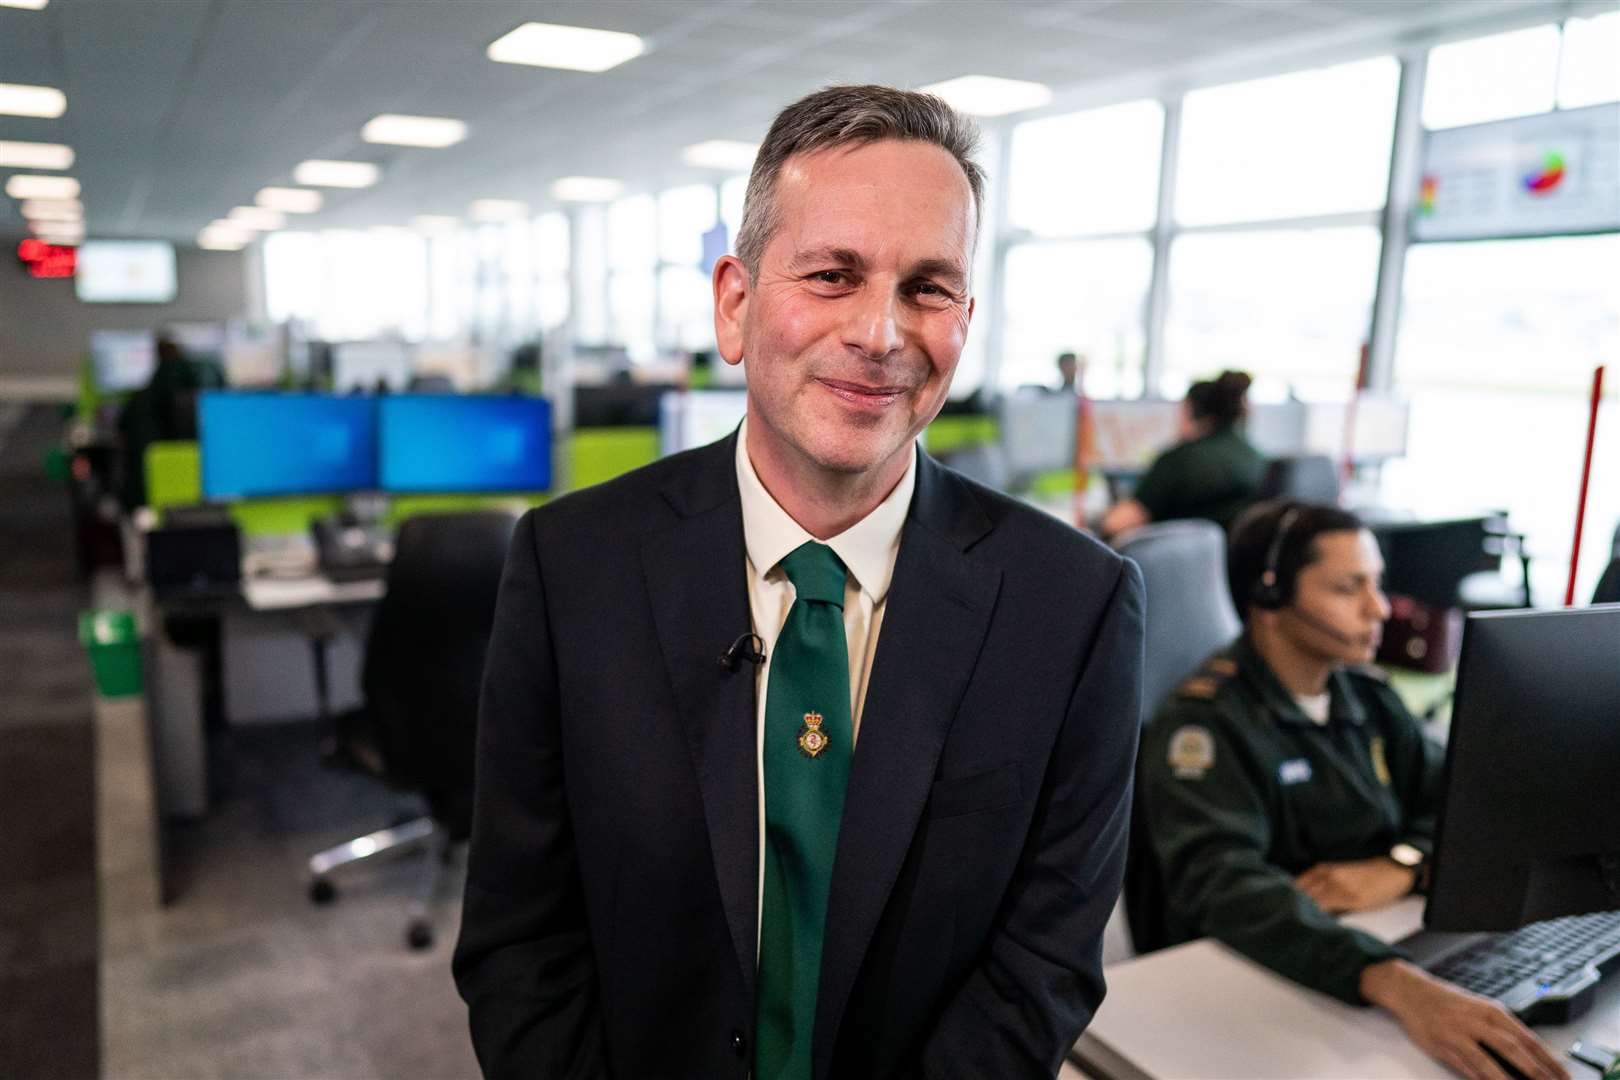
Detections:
[453, 84, 1145, 1080]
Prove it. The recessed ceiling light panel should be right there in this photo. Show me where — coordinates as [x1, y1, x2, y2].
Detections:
[918, 75, 1053, 117]
[20, 198, 81, 221]
[682, 140, 759, 171]
[0, 140, 73, 169]
[469, 198, 529, 221]
[293, 159, 380, 188]
[228, 206, 286, 230]
[362, 114, 468, 148]
[5, 173, 79, 199]
[411, 214, 461, 232]
[0, 1, 51, 11]
[487, 21, 645, 73]
[256, 187, 322, 213]
[0, 82, 65, 118]
[550, 176, 623, 202]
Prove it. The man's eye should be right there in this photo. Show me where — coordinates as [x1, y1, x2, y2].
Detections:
[811, 271, 849, 285]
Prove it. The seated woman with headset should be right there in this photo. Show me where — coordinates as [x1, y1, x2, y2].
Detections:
[1100, 370, 1264, 539]
[1138, 500, 1565, 1080]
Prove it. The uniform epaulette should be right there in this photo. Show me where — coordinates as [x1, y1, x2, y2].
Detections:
[1345, 662, 1389, 684]
[1176, 656, 1237, 700]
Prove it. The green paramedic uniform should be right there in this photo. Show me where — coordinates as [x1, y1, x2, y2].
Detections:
[1139, 634, 1445, 1004]
[1130, 425, 1266, 531]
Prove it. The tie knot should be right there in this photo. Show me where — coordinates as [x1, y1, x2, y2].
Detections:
[779, 541, 846, 608]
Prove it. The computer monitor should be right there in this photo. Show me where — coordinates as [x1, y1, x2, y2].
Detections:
[659, 389, 747, 456]
[379, 395, 552, 494]
[199, 392, 378, 501]
[1424, 604, 1620, 932]
[89, 330, 156, 392]
[997, 390, 1077, 478]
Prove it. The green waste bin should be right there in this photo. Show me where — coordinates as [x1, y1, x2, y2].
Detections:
[78, 610, 143, 698]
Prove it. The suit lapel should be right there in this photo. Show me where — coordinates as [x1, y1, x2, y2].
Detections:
[639, 434, 760, 1001]
[813, 453, 1001, 1076]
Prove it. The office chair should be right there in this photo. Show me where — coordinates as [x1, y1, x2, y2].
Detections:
[307, 509, 517, 950]
[1376, 514, 1532, 613]
[1258, 454, 1340, 505]
[1113, 520, 1243, 956]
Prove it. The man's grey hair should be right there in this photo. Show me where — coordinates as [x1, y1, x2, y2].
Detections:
[735, 84, 985, 277]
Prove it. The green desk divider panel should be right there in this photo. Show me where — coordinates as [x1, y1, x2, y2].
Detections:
[385, 493, 546, 524]
[146, 441, 202, 510]
[568, 427, 660, 491]
[227, 496, 344, 538]
[1029, 468, 1079, 497]
[924, 415, 998, 457]
[77, 355, 99, 426]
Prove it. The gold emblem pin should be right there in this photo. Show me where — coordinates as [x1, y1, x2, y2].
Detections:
[1369, 735, 1392, 787]
[798, 711, 829, 759]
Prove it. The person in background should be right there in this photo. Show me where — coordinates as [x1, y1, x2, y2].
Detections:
[1138, 500, 1566, 1080]
[1099, 369, 1264, 538]
[1056, 350, 1084, 393]
[115, 335, 224, 511]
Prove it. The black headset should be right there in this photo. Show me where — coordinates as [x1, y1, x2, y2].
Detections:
[1251, 504, 1303, 611]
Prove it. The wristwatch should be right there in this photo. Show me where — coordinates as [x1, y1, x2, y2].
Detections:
[1387, 842, 1426, 893]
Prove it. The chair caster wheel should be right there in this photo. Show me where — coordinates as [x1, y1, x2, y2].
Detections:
[406, 921, 434, 950]
[309, 879, 337, 905]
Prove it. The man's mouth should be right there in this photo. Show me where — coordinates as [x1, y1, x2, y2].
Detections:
[815, 377, 907, 408]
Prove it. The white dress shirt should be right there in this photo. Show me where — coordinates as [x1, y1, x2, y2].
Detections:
[734, 417, 916, 948]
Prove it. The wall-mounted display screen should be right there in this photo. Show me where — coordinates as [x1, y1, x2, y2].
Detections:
[75, 240, 179, 303]
[1413, 103, 1620, 241]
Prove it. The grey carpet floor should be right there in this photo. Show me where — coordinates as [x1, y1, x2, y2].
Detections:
[0, 405, 100, 1080]
[101, 716, 480, 1079]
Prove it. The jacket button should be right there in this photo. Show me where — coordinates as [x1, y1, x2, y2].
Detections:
[730, 1029, 747, 1058]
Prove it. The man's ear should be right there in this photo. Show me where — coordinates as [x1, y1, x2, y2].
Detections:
[713, 254, 749, 366]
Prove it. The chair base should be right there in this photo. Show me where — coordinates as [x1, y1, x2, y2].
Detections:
[307, 816, 464, 950]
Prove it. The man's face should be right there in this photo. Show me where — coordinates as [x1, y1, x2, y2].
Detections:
[714, 139, 975, 480]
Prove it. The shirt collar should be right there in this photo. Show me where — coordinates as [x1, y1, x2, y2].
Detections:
[734, 416, 915, 604]
[1234, 633, 1367, 728]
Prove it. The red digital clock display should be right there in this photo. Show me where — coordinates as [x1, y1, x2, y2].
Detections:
[17, 238, 78, 278]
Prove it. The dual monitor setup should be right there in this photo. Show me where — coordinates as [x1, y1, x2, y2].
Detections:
[198, 392, 552, 500]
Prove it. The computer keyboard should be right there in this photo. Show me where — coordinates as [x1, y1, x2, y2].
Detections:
[1424, 910, 1620, 1025]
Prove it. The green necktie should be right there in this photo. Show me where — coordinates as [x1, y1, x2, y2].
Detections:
[755, 541, 853, 1080]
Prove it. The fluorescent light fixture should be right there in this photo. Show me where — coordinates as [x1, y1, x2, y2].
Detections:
[411, 214, 461, 232]
[550, 176, 622, 202]
[227, 205, 286, 230]
[918, 75, 1053, 117]
[683, 140, 758, 171]
[0, 0, 50, 10]
[20, 198, 81, 221]
[33, 220, 83, 242]
[487, 21, 645, 73]
[292, 159, 379, 188]
[469, 198, 528, 221]
[197, 227, 248, 251]
[362, 114, 467, 148]
[5, 173, 79, 200]
[255, 186, 322, 213]
[0, 82, 65, 118]
[0, 140, 73, 169]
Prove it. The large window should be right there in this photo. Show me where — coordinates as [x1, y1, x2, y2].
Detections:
[264, 229, 429, 343]
[1161, 227, 1382, 400]
[1176, 58, 1398, 225]
[1007, 100, 1163, 237]
[1422, 25, 1561, 130]
[1385, 234, 1620, 603]
[533, 211, 570, 334]
[1559, 10, 1620, 109]
[657, 185, 721, 352]
[999, 239, 1153, 397]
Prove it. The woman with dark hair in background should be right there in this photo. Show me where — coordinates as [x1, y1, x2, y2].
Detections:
[1100, 369, 1265, 539]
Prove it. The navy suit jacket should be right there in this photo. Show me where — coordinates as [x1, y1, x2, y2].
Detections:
[453, 432, 1144, 1079]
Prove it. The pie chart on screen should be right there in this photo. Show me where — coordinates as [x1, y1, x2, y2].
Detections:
[1522, 151, 1566, 194]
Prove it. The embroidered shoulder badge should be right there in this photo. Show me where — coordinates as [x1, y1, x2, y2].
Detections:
[1168, 725, 1216, 779]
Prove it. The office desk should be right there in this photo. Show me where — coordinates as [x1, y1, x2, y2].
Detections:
[1072, 898, 1620, 1079]
[145, 572, 384, 820]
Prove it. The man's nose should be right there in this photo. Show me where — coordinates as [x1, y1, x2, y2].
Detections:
[843, 284, 904, 361]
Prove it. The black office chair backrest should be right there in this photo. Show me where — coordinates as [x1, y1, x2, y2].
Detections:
[1595, 559, 1620, 605]
[363, 510, 517, 838]
[1114, 519, 1242, 956]
[1258, 454, 1340, 505]
[1115, 520, 1242, 723]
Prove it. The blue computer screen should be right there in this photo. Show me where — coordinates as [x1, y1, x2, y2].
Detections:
[199, 392, 379, 500]
[379, 395, 552, 493]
